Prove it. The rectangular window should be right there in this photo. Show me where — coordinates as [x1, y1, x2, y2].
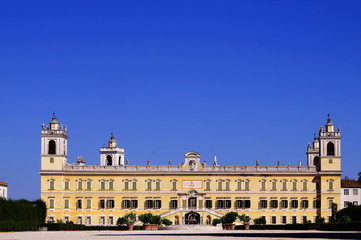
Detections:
[353, 189, 358, 195]
[108, 216, 114, 225]
[216, 200, 223, 209]
[244, 200, 251, 208]
[132, 181, 137, 190]
[272, 181, 276, 191]
[107, 199, 114, 209]
[302, 181, 307, 191]
[205, 200, 212, 209]
[172, 181, 177, 191]
[50, 157, 54, 163]
[100, 216, 105, 225]
[236, 200, 242, 209]
[170, 200, 178, 209]
[292, 216, 297, 224]
[155, 181, 161, 191]
[236, 181, 241, 191]
[328, 199, 333, 209]
[154, 200, 161, 209]
[282, 182, 287, 191]
[292, 181, 297, 191]
[225, 181, 230, 191]
[109, 181, 114, 190]
[77, 216, 82, 225]
[78, 181, 83, 190]
[130, 200, 138, 209]
[225, 200, 231, 209]
[353, 201, 358, 206]
[329, 159, 333, 163]
[124, 181, 129, 190]
[328, 181, 334, 190]
[218, 181, 223, 191]
[291, 200, 298, 209]
[49, 199, 54, 209]
[64, 216, 69, 223]
[64, 199, 69, 209]
[301, 200, 309, 209]
[146, 199, 153, 209]
[261, 181, 266, 191]
[64, 181, 69, 190]
[86, 199, 91, 209]
[49, 181, 55, 190]
[344, 189, 349, 195]
[87, 181, 91, 190]
[281, 200, 288, 209]
[100, 199, 106, 209]
[205, 181, 211, 191]
[302, 216, 307, 224]
[77, 199, 82, 209]
[147, 181, 152, 191]
[282, 216, 287, 224]
[86, 216, 91, 225]
[270, 200, 278, 208]
[260, 200, 267, 209]
[100, 181, 105, 190]
[271, 216, 276, 224]
[122, 199, 130, 209]
[245, 181, 250, 191]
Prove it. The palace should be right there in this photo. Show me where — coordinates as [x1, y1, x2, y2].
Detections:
[40, 115, 342, 225]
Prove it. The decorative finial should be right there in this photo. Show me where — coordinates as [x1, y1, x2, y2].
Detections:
[213, 154, 218, 166]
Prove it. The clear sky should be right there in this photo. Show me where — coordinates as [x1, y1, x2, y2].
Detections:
[0, 1, 360, 200]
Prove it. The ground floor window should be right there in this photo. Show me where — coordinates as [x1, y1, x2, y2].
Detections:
[292, 216, 297, 224]
[86, 216, 91, 225]
[271, 216, 276, 224]
[282, 216, 286, 224]
[77, 216, 83, 225]
[302, 216, 307, 224]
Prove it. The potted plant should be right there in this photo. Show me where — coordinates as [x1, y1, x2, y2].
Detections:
[139, 213, 161, 230]
[123, 212, 137, 230]
[221, 212, 238, 230]
[238, 214, 251, 230]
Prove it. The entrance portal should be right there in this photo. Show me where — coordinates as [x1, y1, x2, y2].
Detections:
[185, 212, 200, 225]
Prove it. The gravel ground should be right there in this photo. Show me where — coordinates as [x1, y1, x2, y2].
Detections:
[0, 230, 360, 240]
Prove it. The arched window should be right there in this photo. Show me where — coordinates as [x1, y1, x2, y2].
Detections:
[106, 155, 112, 166]
[313, 156, 320, 171]
[48, 140, 56, 154]
[327, 142, 335, 156]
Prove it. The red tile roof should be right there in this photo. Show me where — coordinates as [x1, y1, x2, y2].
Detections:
[341, 179, 361, 188]
[0, 181, 8, 187]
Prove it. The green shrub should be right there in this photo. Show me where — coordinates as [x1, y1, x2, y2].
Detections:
[212, 218, 221, 226]
[161, 218, 172, 225]
[138, 213, 161, 224]
[253, 217, 266, 225]
[221, 212, 238, 224]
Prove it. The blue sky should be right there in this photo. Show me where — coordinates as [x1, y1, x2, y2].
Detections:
[0, 1, 360, 200]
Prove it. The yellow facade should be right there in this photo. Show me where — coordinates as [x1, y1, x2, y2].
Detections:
[40, 115, 342, 225]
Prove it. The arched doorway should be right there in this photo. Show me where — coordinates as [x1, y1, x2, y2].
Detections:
[185, 212, 200, 225]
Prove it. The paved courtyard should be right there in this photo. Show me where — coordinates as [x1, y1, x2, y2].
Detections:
[0, 230, 360, 240]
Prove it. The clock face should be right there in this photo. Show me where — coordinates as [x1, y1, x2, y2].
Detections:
[189, 160, 196, 170]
